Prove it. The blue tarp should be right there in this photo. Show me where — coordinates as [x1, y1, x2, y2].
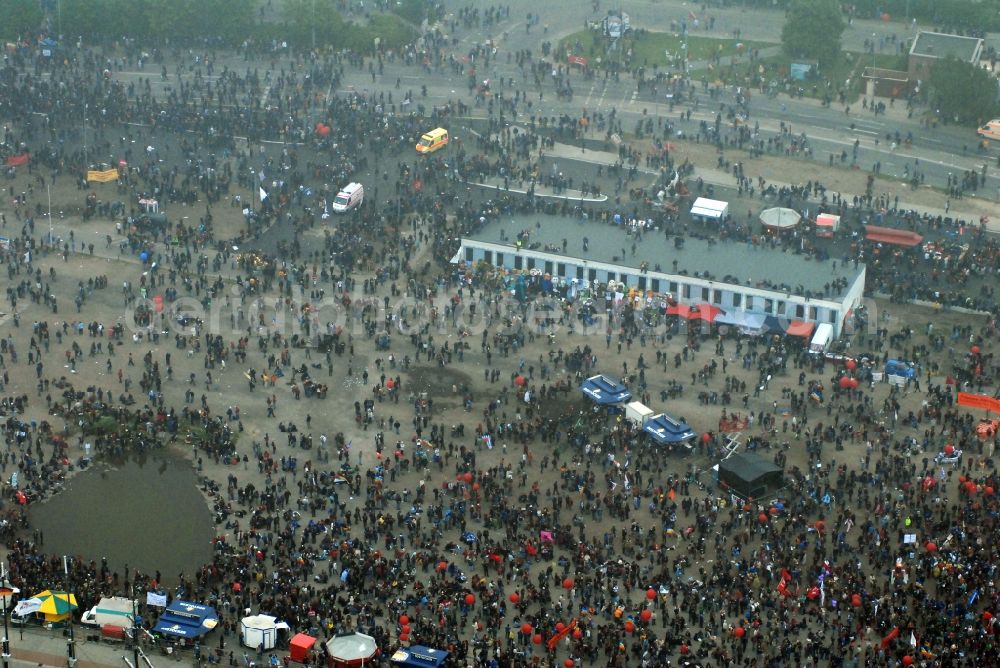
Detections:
[580, 375, 632, 405]
[644, 413, 696, 445]
[885, 359, 917, 378]
[390, 646, 450, 668]
[152, 600, 218, 639]
[715, 310, 768, 333]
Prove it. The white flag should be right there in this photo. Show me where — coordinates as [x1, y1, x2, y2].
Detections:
[259, 187, 268, 202]
[146, 592, 168, 608]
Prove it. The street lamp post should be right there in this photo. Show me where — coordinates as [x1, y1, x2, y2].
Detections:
[131, 597, 140, 668]
[66, 621, 76, 668]
[47, 183, 53, 246]
[0, 564, 15, 668]
[82, 103, 88, 176]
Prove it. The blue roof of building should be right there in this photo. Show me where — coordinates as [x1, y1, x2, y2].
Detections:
[644, 413, 697, 444]
[152, 600, 218, 639]
[390, 646, 450, 668]
[580, 374, 632, 405]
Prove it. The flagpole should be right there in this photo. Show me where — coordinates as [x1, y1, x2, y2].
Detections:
[1, 562, 11, 668]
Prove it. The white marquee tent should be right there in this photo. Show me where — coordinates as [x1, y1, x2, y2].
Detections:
[690, 197, 729, 221]
[240, 614, 290, 650]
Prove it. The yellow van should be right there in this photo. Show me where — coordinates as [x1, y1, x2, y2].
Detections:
[977, 119, 1000, 140]
[416, 128, 449, 153]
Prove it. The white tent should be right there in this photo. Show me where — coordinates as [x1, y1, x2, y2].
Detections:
[759, 207, 801, 230]
[690, 197, 729, 221]
[240, 614, 290, 650]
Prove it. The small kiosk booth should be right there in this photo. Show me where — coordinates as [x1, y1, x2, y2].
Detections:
[390, 646, 450, 668]
[815, 213, 840, 237]
[289, 633, 317, 662]
[240, 614, 290, 650]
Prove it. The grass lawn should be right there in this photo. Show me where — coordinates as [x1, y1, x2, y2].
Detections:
[689, 51, 909, 102]
[559, 28, 775, 70]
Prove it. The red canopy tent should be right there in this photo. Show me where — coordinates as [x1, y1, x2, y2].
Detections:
[289, 633, 316, 663]
[786, 320, 815, 337]
[864, 225, 923, 247]
[691, 304, 722, 323]
[325, 632, 378, 668]
[666, 303, 721, 322]
[666, 304, 690, 318]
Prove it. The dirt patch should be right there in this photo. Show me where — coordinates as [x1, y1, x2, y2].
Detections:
[407, 365, 475, 397]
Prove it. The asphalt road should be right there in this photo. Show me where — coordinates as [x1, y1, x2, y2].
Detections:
[297, 0, 1000, 201]
[69, 0, 1000, 209]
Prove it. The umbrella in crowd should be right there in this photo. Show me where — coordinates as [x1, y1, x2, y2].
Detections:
[759, 206, 801, 231]
[31, 590, 78, 622]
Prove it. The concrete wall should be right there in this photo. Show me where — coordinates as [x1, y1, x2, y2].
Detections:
[461, 240, 863, 337]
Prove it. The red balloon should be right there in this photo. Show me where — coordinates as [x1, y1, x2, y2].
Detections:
[734, 626, 746, 638]
[959, 475, 967, 483]
[509, 593, 520, 603]
[925, 542, 937, 552]
[572, 628, 583, 640]
[463, 472, 473, 483]
[851, 594, 861, 607]
[639, 609, 652, 622]
[646, 588, 656, 600]
[563, 578, 574, 590]
[944, 444, 955, 455]
[532, 634, 542, 645]
[986, 486, 995, 496]
[902, 656, 913, 667]
[521, 623, 532, 635]
[564, 660, 574, 668]
[400, 633, 409, 642]
[472, 482, 480, 491]
[465, 594, 475, 605]
[845, 359, 857, 370]
[624, 621, 635, 634]
[555, 622, 566, 633]
[758, 512, 768, 523]
[399, 615, 409, 626]
[402, 624, 411, 634]
[436, 561, 448, 572]
[680, 644, 689, 654]
[966, 481, 978, 493]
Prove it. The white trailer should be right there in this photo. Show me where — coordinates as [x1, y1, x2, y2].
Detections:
[809, 323, 834, 354]
[625, 401, 654, 426]
[80, 597, 135, 628]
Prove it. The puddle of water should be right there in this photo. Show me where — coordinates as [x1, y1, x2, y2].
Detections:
[29, 451, 214, 581]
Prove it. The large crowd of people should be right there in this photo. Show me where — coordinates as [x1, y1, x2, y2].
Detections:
[0, 3, 999, 668]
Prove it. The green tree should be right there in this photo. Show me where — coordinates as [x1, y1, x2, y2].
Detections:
[0, 0, 44, 40]
[58, 0, 114, 40]
[281, 0, 347, 48]
[928, 56, 999, 125]
[781, 0, 846, 68]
